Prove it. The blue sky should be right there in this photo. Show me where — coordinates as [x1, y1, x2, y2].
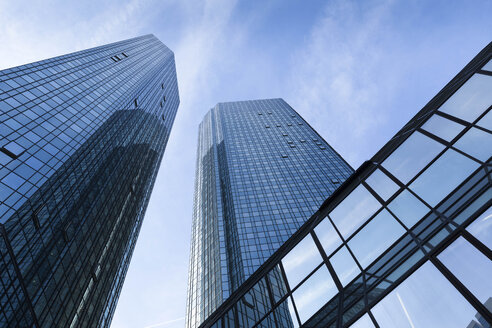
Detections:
[0, 0, 491, 327]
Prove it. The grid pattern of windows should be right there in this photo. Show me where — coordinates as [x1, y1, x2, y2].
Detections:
[186, 99, 353, 328]
[0, 35, 179, 327]
[197, 44, 492, 328]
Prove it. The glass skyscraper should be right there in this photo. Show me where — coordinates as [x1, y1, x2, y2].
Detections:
[186, 98, 354, 328]
[0, 35, 179, 327]
[196, 44, 492, 327]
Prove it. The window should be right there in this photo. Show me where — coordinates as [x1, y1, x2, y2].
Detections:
[371, 262, 477, 328]
[453, 127, 492, 162]
[1, 141, 25, 159]
[421, 114, 464, 142]
[382, 132, 445, 184]
[438, 74, 492, 123]
[482, 59, 492, 71]
[438, 236, 492, 304]
[292, 266, 337, 323]
[330, 246, 359, 286]
[314, 218, 342, 256]
[282, 235, 323, 288]
[466, 206, 492, 249]
[365, 169, 399, 201]
[410, 149, 479, 207]
[348, 209, 405, 268]
[330, 185, 381, 238]
[388, 189, 429, 228]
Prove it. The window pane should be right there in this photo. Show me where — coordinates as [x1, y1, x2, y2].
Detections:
[438, 236, 492, 304]
[314, 218, 342, 256]
[282, 235, 323, 288]
[410, 149, 480, 207]
[388, 189, 430, 228]
[454, 127, 492, 162]
[330, 246, 360, 286]
[382, 132, 445, 184]
[372, 262, 477, 328]
[349, 314, 375, 328]
[330, 185, 381, 239]
[365, 169, 400, 201]
[349, 209, 405, 268]
[482, 59, 492, 72]
[477, 110, 492, 130]
[287, 297, 300, 328]
[466, 206, 492, 250]
[421, 114, 465, 141]
[292, 266, 337, 323]
[438, 74, 492, 123]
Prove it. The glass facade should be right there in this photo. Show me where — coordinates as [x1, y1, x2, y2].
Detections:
[186, 98, 354, 328]
[196, 45, 492, 327]
[0, 35, 179, 327]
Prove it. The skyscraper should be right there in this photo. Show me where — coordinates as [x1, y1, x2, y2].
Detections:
[0, 35, 179, 327]
[196, 44, 492, 327]
[186, 98, 354, 327]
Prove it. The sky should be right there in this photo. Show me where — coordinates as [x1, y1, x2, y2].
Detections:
[0, 0, 491, 327]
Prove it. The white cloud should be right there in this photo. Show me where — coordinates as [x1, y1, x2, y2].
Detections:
[287, 0, 397, 166]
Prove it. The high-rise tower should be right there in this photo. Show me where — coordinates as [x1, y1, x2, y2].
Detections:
[186, 98, 353, 327]
[195, 43, 492, 328]
[0, 35, 179, 327]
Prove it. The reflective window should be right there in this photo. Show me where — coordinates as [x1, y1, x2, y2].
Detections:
[292, 266, 337, 323]
[365, 169, 399, 201]
[466, 206, 492, 249]
[371, 262, 477, 327]
[438, 236, 492, 304]
[314, 218, 342, 256]
[287, 296, 299, 328]
[454, 127, 492, 162]
[421, 114, 465, 141]
[2, 141, 25, 158]
[388, 189, 430, 228]
[282, 235, 323, 288]
[330, 246, 360, 286]
[438, 74, 492, 123]
[330, 185, 381, 239]
[410, 149, 480, 206]
[477, 110, 492, 130]
[349, 209, 405, 268]
[349, 314, 375, 328]
[382, 132, 445, 184]
[482, 59, 492, 72]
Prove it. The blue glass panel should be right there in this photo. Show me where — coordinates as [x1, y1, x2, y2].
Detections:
[330, 246, 359, 286]
[365, 169, 399, 201]
[454, 127, 492, 162]
[330, 185, 381, 239]
[387, 190, 430, 228]
[382, 132, 445, 184]
[421, 114, 465, 141]
[466, 206, 492, 249]
[292, 266, 337, 323]
[348, 209, 405, 268]
[282, 235, 323, 289]
[371, 262, 476, 327]
[482, 59, 492, 72]
[477, 110, 492, 130]
[314, 217, 342, 256]
[438, 236, 492, 304]
[438, 74, 492, 123]
[410, 149, 480, 207]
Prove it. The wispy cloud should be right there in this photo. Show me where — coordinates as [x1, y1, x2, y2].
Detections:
[288, 0, 396, 165]
[396, 292, 415, 328]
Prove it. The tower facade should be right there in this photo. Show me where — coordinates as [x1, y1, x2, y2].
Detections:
[186, 98, 353, 327]
[0, 35, 179, 327]
[196, 44, 492, 328]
